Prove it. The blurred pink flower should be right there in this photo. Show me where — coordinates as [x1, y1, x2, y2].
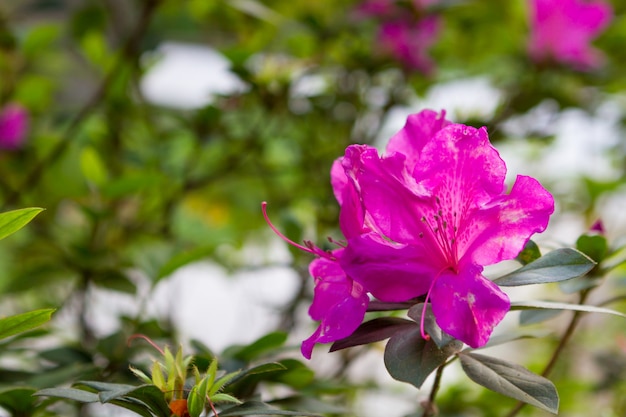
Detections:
[378, 16, 440, 73]
[528, 0, 613, 69]
[414, 0, 439, 8]
[357, 0, 441, 73]
[0, 103, 29, 150]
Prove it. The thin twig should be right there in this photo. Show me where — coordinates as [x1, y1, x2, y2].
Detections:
[421, 364, 445, 417]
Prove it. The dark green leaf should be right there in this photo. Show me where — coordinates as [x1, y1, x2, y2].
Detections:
[226, 362, 287, 388]
[576, 234, 608, 263]
[0, 309, 55, 340]
[230, 332, 287, 362]
[92, 269, 137, 294]
[494, 248, 595, 286]
[107, 399, 156, 417]
[516, 240, 541, 265]
[383, 325, 461, 389]
[267, 360, 315, 390]
[124, 385, 171, 417]
[407, 303, 457, 349]
[330, 317, 415, 352]
[0, 388, 37, 414]
[74, 381, 137, 402]
[458, 352, 559, 413]
[34, 387, 99, 403]
[218, 400, 321, 416]
[0, 208, 44, 241]
[511, 301, 626, 318]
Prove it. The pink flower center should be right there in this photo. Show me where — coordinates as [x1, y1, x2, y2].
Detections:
[420, 196, 460, 272]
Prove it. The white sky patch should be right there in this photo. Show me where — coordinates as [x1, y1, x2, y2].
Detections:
[422, 77, 503, 121]
[140, 42, 248, 109]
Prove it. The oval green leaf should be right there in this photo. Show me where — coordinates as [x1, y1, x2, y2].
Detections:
[494, 248, 595, 286]
[383, 325, 461, 389]
[458, 352, 559, 413]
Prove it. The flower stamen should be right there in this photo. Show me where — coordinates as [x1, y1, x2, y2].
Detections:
[262, 202, 334, 259]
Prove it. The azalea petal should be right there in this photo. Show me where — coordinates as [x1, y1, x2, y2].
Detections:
[430, 266, 510, 348]
[460, 175, 555, 267]
[331, 158, 366, 239]
[385, 109, 450, 172]
[303, 254, 369, 359]
[343, 144, 428, 244]
[341, 233, 438, 302]
[415, 124, 507, 208]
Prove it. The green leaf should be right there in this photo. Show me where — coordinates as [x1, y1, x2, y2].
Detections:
[34, 387, 99, 403]
[494, 248, 595, 286]
[0, 309, 55, 340]
[383, 325, 462, 389]
[129, 366, 152, 385]
[262, 360, 314, 390]
[458, 352, 559, 413]
[576, 234, 608, 263]
[330, 317, 416, 352]
[407, 303, 457, 349]
[516, 240, 541, 265]
[230, 332, 287, 362]
[209, 371, 241, 397]
[218, 400, 321, 416]
[0, 208, 44, 241]
[0, 388, 37, 414]
[123, 385, 171, 417]
[188, 387, 204, 417]
[510, 301, 626, 318]
[210, 393, 242, 404]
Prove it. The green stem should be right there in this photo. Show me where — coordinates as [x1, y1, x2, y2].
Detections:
[504, 290, 591, 417]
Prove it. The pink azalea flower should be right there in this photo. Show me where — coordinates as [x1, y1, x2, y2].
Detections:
[0, 103, 29, 150]
[378, 16, 440, 73]
[262, 160, 371, 359]
[528, 0, 613, 69]
[338, 110, 554, 347]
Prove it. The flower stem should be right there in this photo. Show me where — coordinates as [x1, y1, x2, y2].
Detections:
[421, 364, 445, 417]
[504, 290, 591, 417]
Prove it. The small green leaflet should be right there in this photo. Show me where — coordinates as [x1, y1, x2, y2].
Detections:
[0, 208, 44, 241]
[494, 248, 595, 286]
[0, 309, 55, 340]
